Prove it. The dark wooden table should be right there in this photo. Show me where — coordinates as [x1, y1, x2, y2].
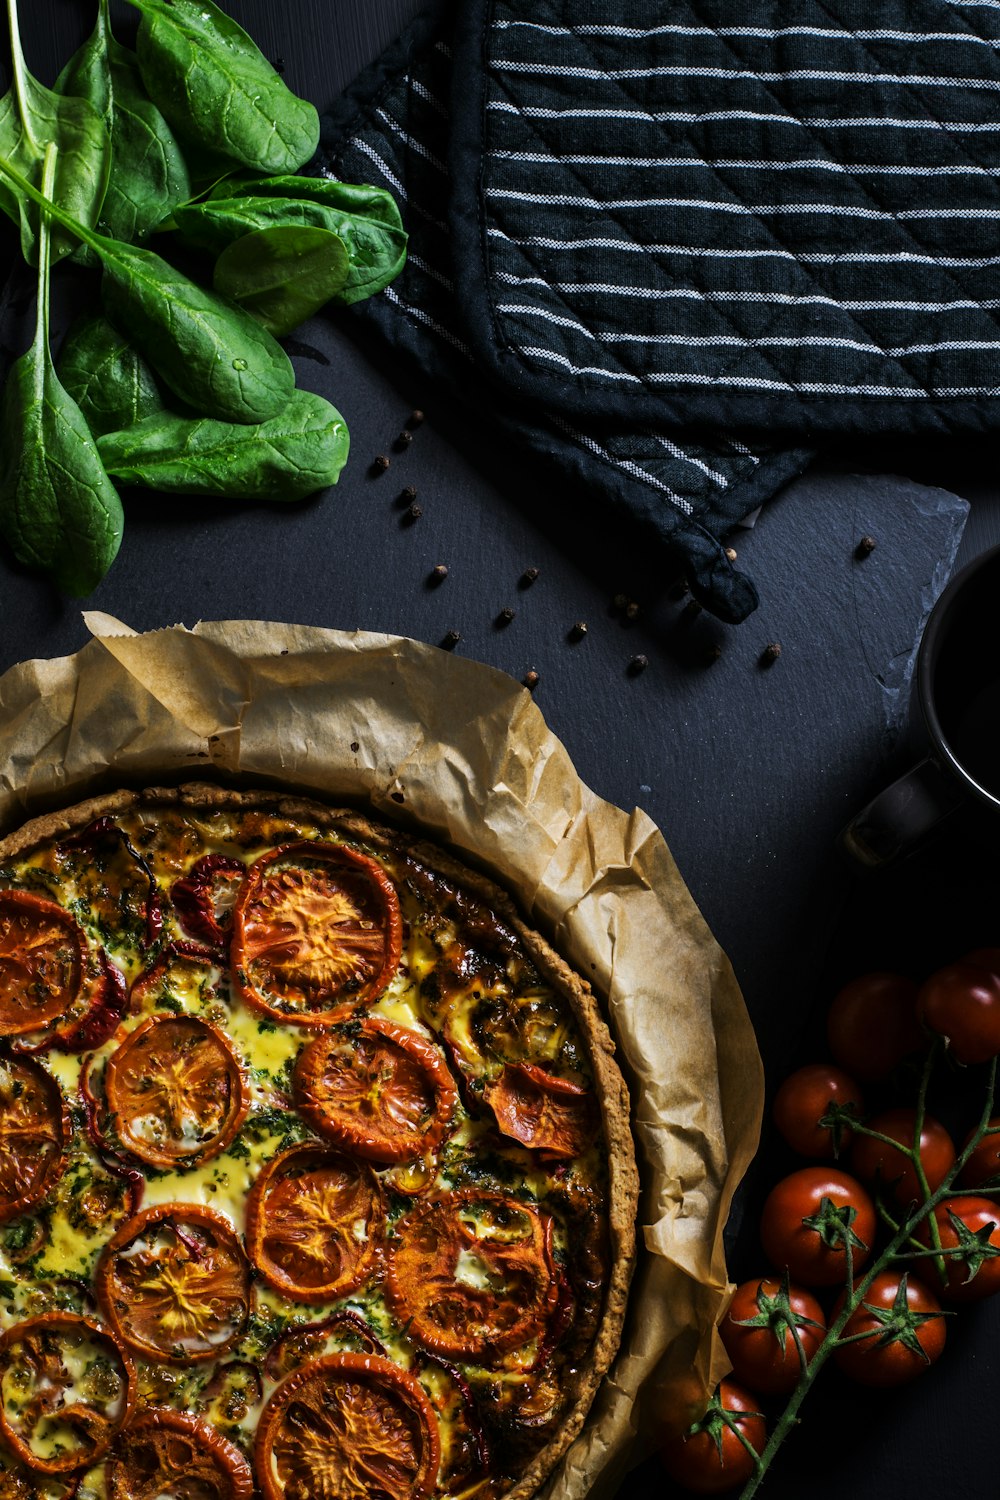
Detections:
[5, 4, 1000, 1498]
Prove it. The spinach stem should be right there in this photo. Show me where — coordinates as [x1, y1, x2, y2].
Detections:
[4, 0, 36, 153]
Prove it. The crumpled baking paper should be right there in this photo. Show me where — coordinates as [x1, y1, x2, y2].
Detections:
[0, 614, 763, 1497]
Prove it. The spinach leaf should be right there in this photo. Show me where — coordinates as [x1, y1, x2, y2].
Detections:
[173, 178, 407, 303]
[55, 0, 191, 245]
[57, 313, 166, 437]
[0, 153, 296, 425]
[0, 0, 110, 263]
[98, 390, 349, 500]
[213, 226, 349, 337]
[0, 148, 123, 594]
[123, 0, 319, 175]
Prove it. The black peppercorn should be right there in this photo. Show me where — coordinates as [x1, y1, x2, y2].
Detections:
[569, 621, 588, 641]
[855, 535, 877, 559]
[520, 567, 540, 587]
[430, 564, 448, 585]
[627, 654, 648, 676]
[394, 430, 413, 452]
[441, 629, 461, 650]
[408, 409, 425, 428]
[496, 606, 516, 626]
[370, 454, 390, 475]
[759, 641, 782, 667]
[523, 670, 540, 690]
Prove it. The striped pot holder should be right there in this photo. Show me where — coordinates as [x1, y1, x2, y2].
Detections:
[321, 0, 1000, 619]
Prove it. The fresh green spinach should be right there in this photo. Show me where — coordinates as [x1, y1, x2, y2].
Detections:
[213, 225, 349, 336]
[55, 0, 191, 245]
[124, 0, 320, 175]
[0, 0, 110, 263]
[0, 148, 123, 594]
[173, 177, 407, 304]
[0, 153, 295, 425]
[57, 313, 166, 437]
[98, 389, 350, 500]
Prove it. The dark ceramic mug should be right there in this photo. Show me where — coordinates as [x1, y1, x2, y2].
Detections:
[842, 543, 1000, 867]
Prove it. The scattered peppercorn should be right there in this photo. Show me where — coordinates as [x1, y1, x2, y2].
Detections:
[408, 409, 425, 428]
[725, 547, 738, 562]
[370, 454, 390, 475]
[612, 593, 628, 611]
[702, 642, 723, 665]
[441, 629, 461, 650]
[496, 606, 516, 626]
[429, 563, 449, 585]
[628, 654, 648, 676]
[678, 599, 702, 628]
[625, 600, 640, 620]
[759, 641, 782, 667]
[405, 502, 422, 522]
[400, 484, 418, 502]
[394, 430, 413, 451]
[520, 567, 540, 587]
[569, 621, 588, 642]
[523, 670, 540, 690]
[668, 581, 689, 602]
[855, 535, 877, 559]
[350, 741, 360, 753]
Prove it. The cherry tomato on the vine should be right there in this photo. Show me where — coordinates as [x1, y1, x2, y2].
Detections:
[917, 961, 1000, 1065]
[658, 1379, 765, 1495]
[849, 1107, 955, 1209]
[826, 972, 922, 1082]
[832, 1271, 946, 1386]
[920, 1196, 1000, 1303]
[720, 1276, 826, 1395]
[759, 1167, 876, 1287]
[772, 1064, 864, 1159]
[959, 1119, 1000, 1192]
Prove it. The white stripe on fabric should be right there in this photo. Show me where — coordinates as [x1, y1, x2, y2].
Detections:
[518, 348, 999, 395]
[653, 435, 730, 486]
[492, 21, 1000, 43]
[491, 152, 1000, 176]
[485, 101, 1000, 129]
[374, 108, 449, 172]
[383, 287, 472, 355]
[494, 273, 1000, 311]
[485, 230, 1000, 266]
[348, 136, 450, 233]
[410, 79, 449, 116]
[490, 61, 1000, 88]
[549, 418, 695, 512]
[407, 253, 454, 290]
[484, 189, 1000, 219]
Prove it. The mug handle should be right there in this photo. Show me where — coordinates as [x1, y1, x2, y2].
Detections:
[840, 758, 965, 868]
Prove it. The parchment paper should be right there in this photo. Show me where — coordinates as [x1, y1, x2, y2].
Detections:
[0, 615, 763, 1496]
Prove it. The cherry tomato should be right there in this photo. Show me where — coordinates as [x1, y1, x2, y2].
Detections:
[760, 1166, 876, 1286]
[107, 1408, 254, 1500]
[920, 1196, 1000, 1302]
[826, 972, 922, 1082]
[484, 1062, 597, 1159]
[658, 1379, 765, 1495]
[255, 1353, 440, 1500]
[720, 1276, 826, 1395]
[959, 1118, 1000, 1192]
[386, 1189, 557, 1361]
[832, 1271, 946, 1385]
[849, 1107, 955, 1208]
[772, 1063, 864, 1159]
[917, 961, 1000, 1064]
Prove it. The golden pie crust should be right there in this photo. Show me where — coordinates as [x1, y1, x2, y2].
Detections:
[0, 783, 638, 1499]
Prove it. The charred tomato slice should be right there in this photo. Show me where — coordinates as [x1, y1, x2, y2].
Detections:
[0, 1313, 135, 1474]
[106, 1408, 254, 1500]
[0, 1056, 68, 1221]
[294, 1017, 457, 1164]
[104, 1015, 248, 1170]
[255, 1353, 440, 1500]
[246, 1144, 385, 1303]
[0, 892, 82, 1038]
[232, 842, 402, 1026]
[386, 1190, 558, 1362]
[96, 1205, 251, 1363]
[484, 1063, 596, 1160]
[170, 855, 246, 950]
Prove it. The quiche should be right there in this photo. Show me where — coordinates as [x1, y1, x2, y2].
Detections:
[0, 785, 638, 1500]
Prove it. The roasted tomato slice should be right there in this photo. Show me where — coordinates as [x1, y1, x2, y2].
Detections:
[0, 1313, 135, 1475]
[106, 1408, 254, 1500]
[96, 1205, 251, 1363]
[294, 1018, 458, 1164]
[386, 1190, 558, 1362]
[484, 1063, 596, 1160]
[232, 842, 402, 1026]
[170, 855, 246, 950]
[0, 892, 82, 1038]
[246, 1144, 384, 1304]
[0, 1056, 69, 1221]
[255, 1352, 441, 1500]
[104, 1014, 248, 1170]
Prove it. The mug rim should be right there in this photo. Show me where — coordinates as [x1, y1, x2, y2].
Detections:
[917, 540, 1000, 809]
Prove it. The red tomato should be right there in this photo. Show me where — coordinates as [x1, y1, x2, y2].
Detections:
[917, 961, 1000, 1065]
[759, 1167, 876, 1287]
[826, 972, 922, 1082]
[720, 1277, 826, 1395]
[832, 1272, 946, 1385]
[959, 1119, 1000, 1192]
[658, 1379, 765, 1495]
[850, 1107, 955, 1208]
[772, 1064, 863, 1159]
[920, 1196, 1000, 1303]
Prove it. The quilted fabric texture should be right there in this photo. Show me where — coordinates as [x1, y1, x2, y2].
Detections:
[450, 0, 1000, 435]
[320, 9, 811, 622]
